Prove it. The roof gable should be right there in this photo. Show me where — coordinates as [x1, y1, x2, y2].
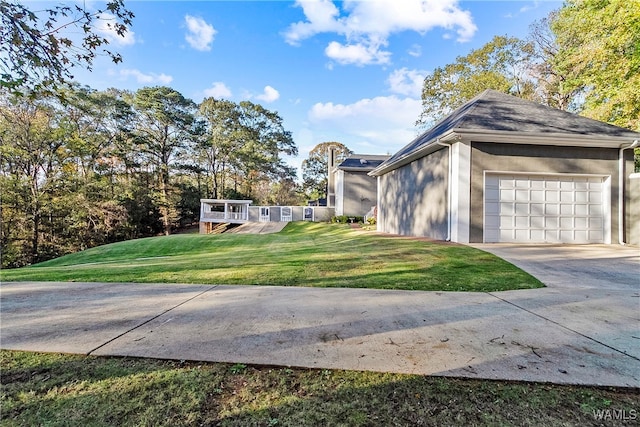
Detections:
[372, 89, 640, 175]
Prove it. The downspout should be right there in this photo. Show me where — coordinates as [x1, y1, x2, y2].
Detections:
[436, 138, 452, 241]
[618, 139, 639, 245]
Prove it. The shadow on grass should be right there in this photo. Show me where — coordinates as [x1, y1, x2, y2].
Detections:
[1, 352, 636, 427]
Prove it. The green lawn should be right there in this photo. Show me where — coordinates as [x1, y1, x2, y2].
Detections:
[0, 222, 542, 292]
[1, 350, 636, 427]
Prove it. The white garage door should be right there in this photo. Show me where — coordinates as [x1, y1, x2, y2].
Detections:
[484, 174, 607, 243]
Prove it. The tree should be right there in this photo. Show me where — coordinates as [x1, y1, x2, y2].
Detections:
[129, 86, 196, 235]
[301, 142, 352, 200]
[550, 0, 640, 131]
[234, 101, 297, 200]
[197, 98, 242, 199]
[527, 12, 582, 112]
[0, 1, 134, 97]
[0, 94, 70, 264]
[416, 35, 538, 128]
[196, 98, 298, 203]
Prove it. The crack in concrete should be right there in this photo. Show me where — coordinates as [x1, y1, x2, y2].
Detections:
[86, 285, 218, 356]
[488, 292, 640, 362]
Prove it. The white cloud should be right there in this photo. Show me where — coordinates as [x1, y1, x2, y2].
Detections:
[119, 69, 173, 84]
[203, 82, 232, 99]
[284, 0, 477, 65]
[185, 15, 216, 51]
[284, 0, 342, 46]
[255, 85, 280, 103]
[94, 13, 136, 46]
[308, 95, 422, 150]
[387, 68, 427, 97]
[325, 39, 391, 66]
[408, 44, 422, 57]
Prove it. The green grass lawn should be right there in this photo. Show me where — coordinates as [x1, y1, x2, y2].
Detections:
[1, 350, 636, 427]
[0, 222, 542, 292]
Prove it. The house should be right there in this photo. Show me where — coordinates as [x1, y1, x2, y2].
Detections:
[199, 199, 334, 233]
[333, 154, 390, 217]
[369, 89, 640, 245]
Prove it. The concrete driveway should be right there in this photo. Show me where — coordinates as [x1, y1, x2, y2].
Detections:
[1, 244, 638, 387]
[471, 243, 640, 290]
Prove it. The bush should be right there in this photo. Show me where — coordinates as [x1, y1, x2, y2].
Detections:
[331, 215, 364, 224]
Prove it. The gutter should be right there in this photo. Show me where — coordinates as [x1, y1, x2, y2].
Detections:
[618, 139, 639, 245]
[435, 138, 452, 241]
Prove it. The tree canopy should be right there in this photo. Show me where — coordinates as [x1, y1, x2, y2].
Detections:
[417, 35, 537, 128]
[301, 142, 352, 200]
[0, 0, 134, 97]
[0, 87, 299, 267]
[550, 0, 640, 131]
[417, 1, 640, 133]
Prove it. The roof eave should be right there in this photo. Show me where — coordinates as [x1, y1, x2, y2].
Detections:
[369, 130, 458, 176]
[454, 129, 638, 147]
[369, 129, 639, 177]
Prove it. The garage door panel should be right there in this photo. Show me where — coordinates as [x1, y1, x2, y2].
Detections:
[500, 216, 513, 227]
[560, 204, 573, 215]
[589, 192, 602, 202]
[531, 203, 544, 216]
[560, 191, 574, 202]
[545, 204, 559, 215]
[575, 204, 588, 215]
[500, 202, 513, 215]
[485, 174, 606, 243]
[546, 191, 559, 202]
[589, 230, 603, 241]
[589, 205, 602, 216]
[560, 217, 574, 228]
[531, 216, 544, 228]
[575, 217, 587, 228]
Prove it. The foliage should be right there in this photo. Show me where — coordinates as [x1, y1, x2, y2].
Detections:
[2, 350, 638, 426]
[417, 35, 538, 128]
[0, 1, 134, 97]
[526, 12, 582, 112]
[331, 215, 363, 223]
[550, 0, 640, 131]
[1, 222, 543, 292]
[129, 86, 197, 235]
[0, 87, 298, 267]
[417, 2, 640, 135]
[196, 98, 298, 205]
[301, 142, 352, 200]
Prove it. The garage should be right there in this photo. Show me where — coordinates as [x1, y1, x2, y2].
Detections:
[484, 173, 609, 243]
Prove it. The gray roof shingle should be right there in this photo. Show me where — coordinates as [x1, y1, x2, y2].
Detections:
[337, 154, 390, 171]
[377, 89, 640, 174]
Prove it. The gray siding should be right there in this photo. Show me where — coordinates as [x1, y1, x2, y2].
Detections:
[630, 174, 640, 246]
[342, 171, 378, 216]
[469, 142, 633, 243]
[248, 206, 335, 222]
[379, 148, 448, 239]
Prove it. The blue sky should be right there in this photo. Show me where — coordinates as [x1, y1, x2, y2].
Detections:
[67, 0, 561, 174]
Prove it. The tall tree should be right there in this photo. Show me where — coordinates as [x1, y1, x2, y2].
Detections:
[550, 0, 640, 131]
[234, 101, 297, 200]
[197, 98, 244, 199]
[527, 12, 581, 112]
[129, 86, 196, 235]
[416, 35, 537, 128]
[0, 1, 134, 97]
[196, 98, 297, 202]
[301, 142, 352, 200]
[0, 94, 70, 264]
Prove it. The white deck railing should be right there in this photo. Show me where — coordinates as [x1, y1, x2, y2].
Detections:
[202, 211, 248, 221]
